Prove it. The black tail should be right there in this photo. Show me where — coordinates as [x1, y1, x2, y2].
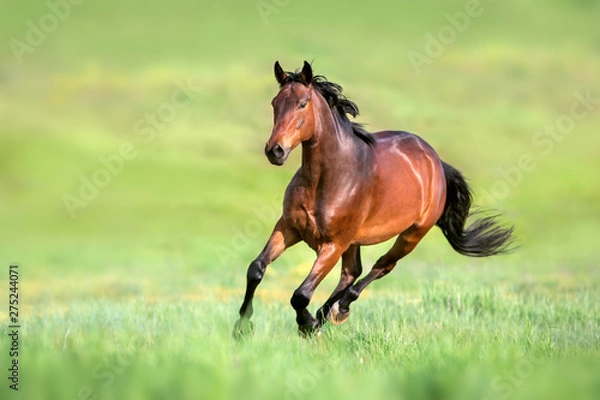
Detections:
[436, 161, 515, 257]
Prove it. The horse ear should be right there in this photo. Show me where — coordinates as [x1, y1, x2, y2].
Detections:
[301, 60, 313, 84]
[274, 61, 287, 86]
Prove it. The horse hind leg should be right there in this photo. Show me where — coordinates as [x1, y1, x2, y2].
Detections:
[327, 224, 430, 325]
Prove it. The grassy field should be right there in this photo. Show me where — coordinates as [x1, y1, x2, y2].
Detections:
[1, 0, 600, 399]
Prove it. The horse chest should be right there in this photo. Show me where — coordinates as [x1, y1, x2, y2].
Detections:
[284, 202, 316, 240]
[284, 185, 357, 249]
[283, 186, 328, 246]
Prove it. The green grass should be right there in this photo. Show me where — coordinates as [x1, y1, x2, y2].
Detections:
[1, 0, 600, 399]
[8, 281, 600, 400]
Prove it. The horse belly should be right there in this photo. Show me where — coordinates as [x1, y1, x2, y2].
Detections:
[354, 187, 422, 245]
[353, 149, 436, 245]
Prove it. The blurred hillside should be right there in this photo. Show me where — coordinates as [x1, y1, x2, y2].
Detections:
[0, 0, 599, 274]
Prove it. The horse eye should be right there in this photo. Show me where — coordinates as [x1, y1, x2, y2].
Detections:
[299, 100, 307, 109]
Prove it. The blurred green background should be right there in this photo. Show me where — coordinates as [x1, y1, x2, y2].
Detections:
[1, 0, 599, 399]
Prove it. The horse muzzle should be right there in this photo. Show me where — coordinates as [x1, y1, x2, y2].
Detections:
[265, 143, 289, 166]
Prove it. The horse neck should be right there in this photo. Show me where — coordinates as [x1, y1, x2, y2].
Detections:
[301, 105, 368, 186]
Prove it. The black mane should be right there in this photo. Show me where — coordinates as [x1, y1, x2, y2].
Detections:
[279, 71, 375, 146]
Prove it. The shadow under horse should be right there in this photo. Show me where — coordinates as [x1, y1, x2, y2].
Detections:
[234, 61, 514, 338]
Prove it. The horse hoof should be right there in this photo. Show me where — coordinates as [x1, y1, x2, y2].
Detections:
[232, 318, 254, 340]
[326, 301, 350, 325]
[298, 321, 322, 338]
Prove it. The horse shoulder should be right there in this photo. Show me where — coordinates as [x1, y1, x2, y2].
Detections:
[282, 170, 319, 241]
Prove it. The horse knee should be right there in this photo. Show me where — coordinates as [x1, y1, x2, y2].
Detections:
[247, 260, 266, 282]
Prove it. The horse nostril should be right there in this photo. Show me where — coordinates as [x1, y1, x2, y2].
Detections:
[271, 144, 284, 159]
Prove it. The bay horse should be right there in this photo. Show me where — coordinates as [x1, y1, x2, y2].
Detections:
[233, 61, 513, 337]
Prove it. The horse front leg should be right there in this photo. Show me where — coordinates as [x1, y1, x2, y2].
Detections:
[290, 242, 346, 336]
[233, 218, 299, 339]
[315, 245, 363, 327]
